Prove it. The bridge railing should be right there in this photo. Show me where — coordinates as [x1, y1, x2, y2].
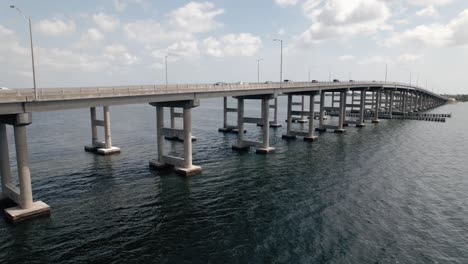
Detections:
[0, 81, 446, 103]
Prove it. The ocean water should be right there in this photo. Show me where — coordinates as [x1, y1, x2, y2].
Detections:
[0, 97, 467, 263]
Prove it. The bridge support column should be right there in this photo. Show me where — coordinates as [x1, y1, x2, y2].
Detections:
[282, 94, 296, 140]
[357, 90, 366, 127]
[372, 89, 381, 123]
[298, 95, 307, 123]
[218, 97, 245, 134]
[84, 106, 120, 155]
[389, 91, 394, 119]
[334, 91, 346, 133]
[317, 91, 326, 132]
[0, 114, 50, 222]
[304, 93, 318, 141]
[233, 95, 275, 154]
[149, 100, 202, 176]
[269, 98, 282, 128]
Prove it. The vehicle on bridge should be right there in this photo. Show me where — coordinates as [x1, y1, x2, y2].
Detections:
[284, 79, 293, 83]
[333, 79, 340, 82]
[311, 80, 318, 83]
[0, 87, 10, 90]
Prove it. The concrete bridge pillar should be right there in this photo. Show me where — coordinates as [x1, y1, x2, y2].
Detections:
[270, 98, 282, 128]
[335, 91, 346, 133]
[149, 100, 202, 176]
[282, 94, 295, 139]
[372, 89, 381, 123]
[318, 91, 326, 132]
[357, 89, 366, 127]
[232, 95, 275, 154]
[218, 97, 244, 134]
[298, 95, 307, 123]
[305, 93, 318, 141]
[84, 106, 120, 155]
[0, 113, 50, 222]
[389, 90, 394, 119]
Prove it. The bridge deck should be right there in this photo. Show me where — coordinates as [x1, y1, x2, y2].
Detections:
[0, 81, 445, 114]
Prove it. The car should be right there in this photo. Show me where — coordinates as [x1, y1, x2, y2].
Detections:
[311, 80, 318, 83]
[333, 79, 340, 82]
[237, 81, 248, 85]
[283, 79, 293, 83]
[0, 87, 10, 90]
[349, 80, 354, 82]
[264, 81, 273, 84]
[214, 82, 227, 86]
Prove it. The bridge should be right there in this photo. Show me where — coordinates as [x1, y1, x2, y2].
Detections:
[0, 81, 447, 222]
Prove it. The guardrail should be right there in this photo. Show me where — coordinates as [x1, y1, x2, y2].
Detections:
[0, 81, 446, 103]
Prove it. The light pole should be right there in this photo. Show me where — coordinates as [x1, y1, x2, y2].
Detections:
[271, 39, 283, 128]
[273, 39, 283, 85]
[10, 5, 37, 101]
[385, 64, 388, 82]
[257, 58, 263, 83]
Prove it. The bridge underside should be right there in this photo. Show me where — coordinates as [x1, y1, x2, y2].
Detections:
[0, 84, 447, 222]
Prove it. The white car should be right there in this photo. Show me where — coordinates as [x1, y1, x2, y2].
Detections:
[0, 87, 10, 90]
[237, 81, 248, 85]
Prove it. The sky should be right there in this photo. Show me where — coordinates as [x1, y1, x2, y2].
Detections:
[1, 0, 468, 94]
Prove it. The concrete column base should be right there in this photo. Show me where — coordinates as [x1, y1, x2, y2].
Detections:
[96, 147, 121, 155]
[255, 147, 275, 154]
[149, 160, 172, 171]
[334, 129, 346, 133]
[165, 136, 197, 142]
[4, 201, 50, 223]
[315, 127, 327, 132]
[356, 123, 366, 128]
[281, 134, 297, 140]
[371, 120, 380, 123]
[174, 165, 202, 177]
[232, 144, 250, 151]
[269, 123, 282, 128]
[297, 119, 307, 123]
[218, 127, 231, 133]
[304, 136, 318, 142]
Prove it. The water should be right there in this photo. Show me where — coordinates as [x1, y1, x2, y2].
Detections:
[0, 98, 467, 263]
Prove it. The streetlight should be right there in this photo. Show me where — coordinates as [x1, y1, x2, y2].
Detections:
[385, 64, 388, 82]
[257, 58, 263, 83]
[273, 39, 283, 86]
[10, 5, 37, 100]
[165, 53, 179, 88]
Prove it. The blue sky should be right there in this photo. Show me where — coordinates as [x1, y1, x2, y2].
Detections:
[1, 0, 468, 93]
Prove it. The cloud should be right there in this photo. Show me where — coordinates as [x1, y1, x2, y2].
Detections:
[398, 53, 423, 63]
[388, 9, 468, 47]
[298, 0, 391, 44]
[35, 19, 76, 36]
[416, 5, 439, 17]
[75, 28, 104, 49]
[93, 13, 120, 32]
[167, 40, 200, 58]
[169, 2, 224, 33]
[113, 0, 148, 12]
[104, 44, 140, 65]
[278, 28, 286, 35]
[406, 0, 454, 6]
[275, 0, 299, 7]
[338, 55, 356, 61]
[203, 33, 262, 57]
[124, 2, 223, 45]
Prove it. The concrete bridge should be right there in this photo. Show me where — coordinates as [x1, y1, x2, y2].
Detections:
[0, 81, 447, 222]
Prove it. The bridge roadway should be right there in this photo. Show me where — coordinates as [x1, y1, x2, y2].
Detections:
[0, 81, 447, 222]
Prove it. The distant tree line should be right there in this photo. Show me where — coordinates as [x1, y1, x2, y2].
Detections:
[442, 94, 468, 102]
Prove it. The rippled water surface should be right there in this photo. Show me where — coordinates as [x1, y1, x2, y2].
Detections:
[0, 98, 467, 263]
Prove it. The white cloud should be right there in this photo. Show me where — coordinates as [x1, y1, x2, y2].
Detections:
[357, 55, 390, 65]
[104, 44, 140, 65]
[275, 0, 299, 7]
[75, 28, 104, 49]
[167, 40, 200, 58]
[338, 55, 356, 61]
[169, 2, 224, 33]
[113, 0, 148, 12]
[406, 0, 454, 6]
[35, 19, 76, 36]
[124, 20, 191, 44]
[416, 5, 439, 17]
[388, 9, 468, 47]
[398, 53, 423, 63]
[93, 13, 120, 32]
[278, 28, 286, 35]
[203, 33, 262, 57]
[299, 0, 391, 44]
